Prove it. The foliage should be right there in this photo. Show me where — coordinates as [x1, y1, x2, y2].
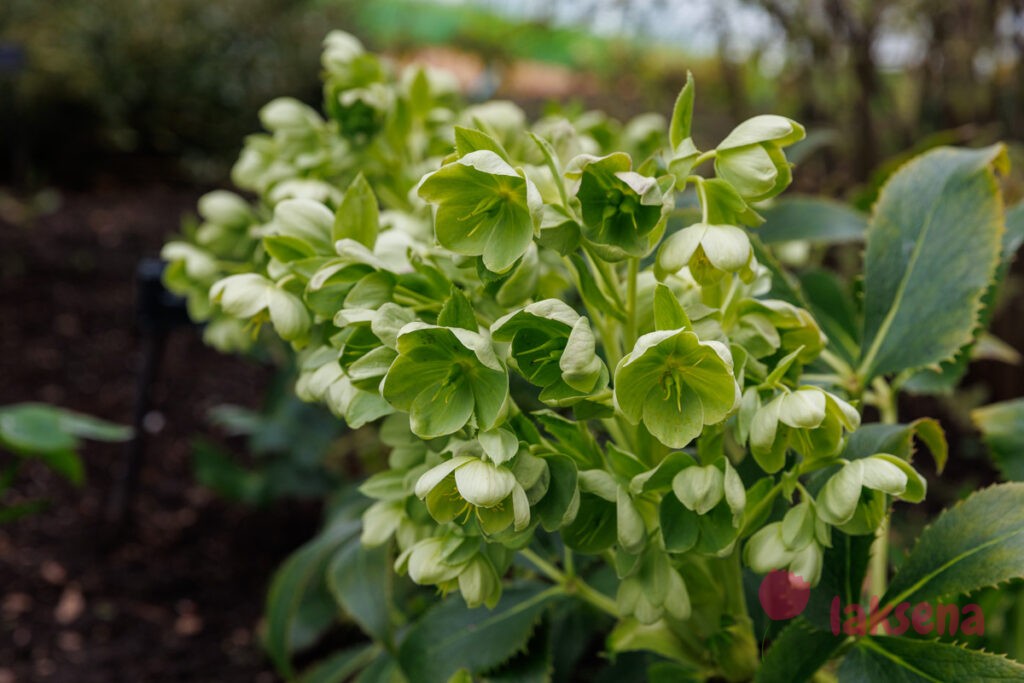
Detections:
[162, 31, 1024, 683]
[0, 403, 130, 522]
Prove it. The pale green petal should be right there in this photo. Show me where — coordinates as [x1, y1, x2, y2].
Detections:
[860, 456, 908, 495]
[212, 274, 269, 318]
[700, 224, 751, 271]
[788, 543, 823, 587]
[643, 381, 703, 449]
[817, 461, 864, 526]
[657, 224, 706, 274]
[511, 483, 531, 531]
[410, 378, 475, 438]
[265, 287, 311, 340]
[454, 459, 517, 507]
[778, 389, 827, 429]
[560, 318, 603, 392]
[673, 464, 724, 515]
[743, 523, 795, 573]
[414, 455, 475, 499]
[718, 115, 804, 150]
[478, 427, 519, 465]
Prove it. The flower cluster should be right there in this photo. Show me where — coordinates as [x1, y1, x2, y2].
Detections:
[163, 32, 926, 638]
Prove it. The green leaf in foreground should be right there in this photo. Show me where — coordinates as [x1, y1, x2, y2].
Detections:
[880, 483, 1024, 610]
[326, 541, 393, 644]
[838, 636, 1024, 682]
[756, 196, 867, 244]
[972, 399, 1024, 481]
[755, 618, 845, 683]
[299, 644, 379, 683]
[265, 519, 361, 678]
[397, 583, 561, 683]
[858, 145, 1007, 381]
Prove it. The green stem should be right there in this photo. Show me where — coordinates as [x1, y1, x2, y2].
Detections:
[625, 258, 639, 350]
[869, 517, 890, 599]
[869, 376, 898, 598]
[518, 548, 618, 617]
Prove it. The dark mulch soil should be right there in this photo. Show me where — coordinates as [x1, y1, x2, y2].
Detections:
[0, 183, 319, 682]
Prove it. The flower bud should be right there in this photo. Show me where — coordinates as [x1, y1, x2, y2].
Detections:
[673, 464, 724, 515]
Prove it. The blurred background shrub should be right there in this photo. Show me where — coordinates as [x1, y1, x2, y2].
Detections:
[3, 0, 1023, 193]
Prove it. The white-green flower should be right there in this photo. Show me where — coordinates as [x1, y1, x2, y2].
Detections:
[614, 329, 740, 449]
[749, 387, 860, 473]
[656, 222, 754, 285]
[414, 455, 530, 534]
[210, 273, 310, 342]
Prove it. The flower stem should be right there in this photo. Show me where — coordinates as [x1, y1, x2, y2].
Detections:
[625, 257, 639, 350]
[518, 548, 618, 617]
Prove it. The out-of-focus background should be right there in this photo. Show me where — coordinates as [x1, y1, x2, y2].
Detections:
[1, 1, 1022, 681]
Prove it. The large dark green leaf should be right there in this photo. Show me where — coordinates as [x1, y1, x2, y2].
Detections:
[756, 197, 867, 244]
[756, 618, 846, 683]
[265, 519, 361, 678]
[880, 483, 1024, 610]
[972, 399, 1024, 481]
[299, 644, 379, 683]
[327, 541, 393, 645]
[397, 583, 561, 683]
[838, 636, 1024, 682]
[858, 146, 1007, 381]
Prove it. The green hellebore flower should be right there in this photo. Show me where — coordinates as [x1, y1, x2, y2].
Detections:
[381, 323, 509, 438]
[397, 536, 470, 587]
[656, 222, 754, 285]
[417, 150, 542, 274]
[568, 152, 670, 260]
[296, 347, 393, 429]
[414, 455, 530, 533]
[749, 387, 860, 473]
[616, 547, 691, 624]
[210, 273, 310, 342]
[714, 115, 805, 202]
[614, 329, 740, 449]
[816, 455, 926, 528]
[263, 198, 336, 257]
[743, 521, 824, 587]
[734, 299, 826, 362]
[672, 458, 745, 521]
[491, 299, 607, 405]
[457, 555, 502, 609]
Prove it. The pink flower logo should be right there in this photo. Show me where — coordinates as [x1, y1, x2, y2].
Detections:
[758, 570, 811, 620]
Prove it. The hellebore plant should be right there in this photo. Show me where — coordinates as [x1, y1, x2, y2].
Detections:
[163, 32, 1024, 683]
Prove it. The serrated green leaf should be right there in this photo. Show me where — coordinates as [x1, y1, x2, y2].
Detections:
[838, 636, 1024, 682]
[757, 197, 867, 244]
[669, 72, 695, 149]
[265, 518, 361, 678]
[755, 617, 845, 683]
[397, 584, 561, 683]
[858, 145, 1007, 381]
[327, 541, 393, 645]
[334, 173, 380, 249]
[902, 199, 1024, 394]
[880, 483, 1024, 611]
[840, 419, 947, 473]
[972, 399, 1024, 481]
